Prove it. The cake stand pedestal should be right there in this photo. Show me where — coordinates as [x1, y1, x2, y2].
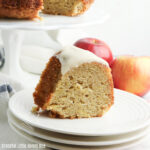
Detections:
[1, 30, 63, 88]
[1, 30, 23, 76]
[1, 30, 38, 88]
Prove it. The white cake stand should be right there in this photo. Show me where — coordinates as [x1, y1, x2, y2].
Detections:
[0, 1, 109, 88]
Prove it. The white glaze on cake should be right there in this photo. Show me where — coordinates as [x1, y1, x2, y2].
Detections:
[56, 46, 109, 75]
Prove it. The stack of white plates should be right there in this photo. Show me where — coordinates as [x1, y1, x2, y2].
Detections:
[8, 89, 150, 150]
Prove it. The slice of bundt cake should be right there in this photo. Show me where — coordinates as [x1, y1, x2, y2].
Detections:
[0, 0, 43, 19]
[33, 46, 114, 119]
[43, 0, 94, 16]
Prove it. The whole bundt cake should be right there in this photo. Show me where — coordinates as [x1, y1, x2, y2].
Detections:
[43, 0, 94, 16]
[33, 46, 114, 119]
[0, 0, 43, 19]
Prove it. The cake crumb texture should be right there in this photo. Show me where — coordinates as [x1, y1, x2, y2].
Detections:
[43, 0, 94, 16]
[33, 56, 114, 119]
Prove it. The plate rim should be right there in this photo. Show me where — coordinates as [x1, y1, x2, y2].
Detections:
[9, 88, 150, 136]
[0, 16, 108, 30]
[7, 109, 150, 146]
[8, 120, 149, 150]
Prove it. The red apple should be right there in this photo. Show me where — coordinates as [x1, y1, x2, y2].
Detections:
[111, 56, 150, 96]
[74, 38, 113, 65]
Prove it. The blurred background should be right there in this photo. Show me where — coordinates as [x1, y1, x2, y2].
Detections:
[0, 0, 150, 56]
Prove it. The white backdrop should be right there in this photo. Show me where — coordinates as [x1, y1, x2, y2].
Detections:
[0, 0, 150, 56]
[83, 0, 150, 55]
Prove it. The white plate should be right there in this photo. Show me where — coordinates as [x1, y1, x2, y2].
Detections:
[0, 1, 109, 30]
[7, 110, 150, 146]
[9, 88, 150, 136]
[8, 121, 150, 150]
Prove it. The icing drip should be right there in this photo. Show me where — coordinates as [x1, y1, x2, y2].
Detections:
[56, 46, 109, 75]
